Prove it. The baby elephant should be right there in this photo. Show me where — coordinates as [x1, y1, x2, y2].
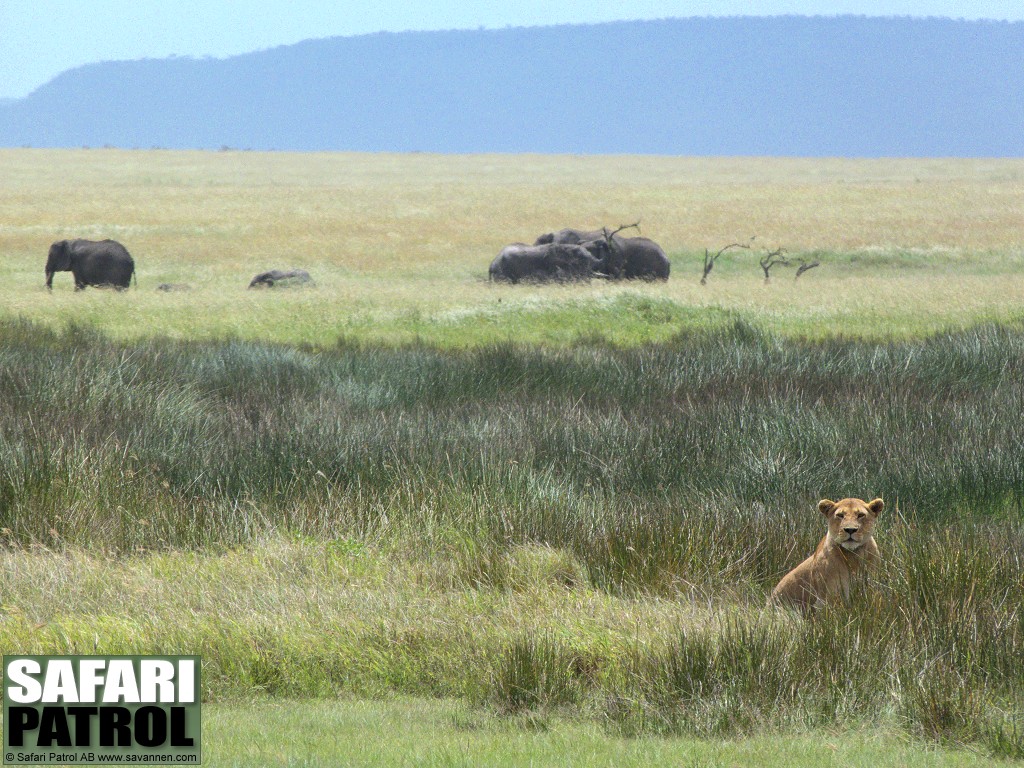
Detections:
[248, 269, 313, 288]
[771, 497, 884, 614]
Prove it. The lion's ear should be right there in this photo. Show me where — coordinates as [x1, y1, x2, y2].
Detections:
[867, 498, 884, 517]
[818, 499, 836, 516]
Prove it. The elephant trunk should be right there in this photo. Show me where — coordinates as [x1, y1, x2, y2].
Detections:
[45, 270, 54, 290]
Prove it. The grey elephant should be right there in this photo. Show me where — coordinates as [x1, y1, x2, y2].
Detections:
[534, 227, 608, 246]
[612, 236, 671, 280]
[578, 231, 670, 281]
[45, 239, 136, 290]
[248, 269, 313, 288]
[489, 242, 607, 284]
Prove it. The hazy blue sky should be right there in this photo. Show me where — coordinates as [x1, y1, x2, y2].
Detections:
[2, 1, 1022, 99]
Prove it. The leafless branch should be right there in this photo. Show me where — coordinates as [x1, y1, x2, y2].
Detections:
[701, 238, 754, 285]
[795, 258, 821, 280]
[759, 247, 790, 283]
[603, 220, 642, 241]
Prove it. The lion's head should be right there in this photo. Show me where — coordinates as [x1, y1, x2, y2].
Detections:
[819, 497, 884, 552]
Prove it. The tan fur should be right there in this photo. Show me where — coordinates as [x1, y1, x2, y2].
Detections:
[771, 497, 884, 613]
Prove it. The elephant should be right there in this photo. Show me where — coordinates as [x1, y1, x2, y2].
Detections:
[248, 269, 313, 288]
[534, 227, 608, 246]
[488, 242, 606, 284]
[580, 231, 670, 281]
[45, 239, 135, 290]
[578, 237, 625, 279]
[614, 236, 671, 280]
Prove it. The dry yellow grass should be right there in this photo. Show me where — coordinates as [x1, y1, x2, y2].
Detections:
[3, 149, 1023, 344]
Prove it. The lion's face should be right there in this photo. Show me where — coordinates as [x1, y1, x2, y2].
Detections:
[818, 497, 884, 551]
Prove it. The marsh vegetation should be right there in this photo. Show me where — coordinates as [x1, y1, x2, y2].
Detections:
[2, 319, 1022, 756]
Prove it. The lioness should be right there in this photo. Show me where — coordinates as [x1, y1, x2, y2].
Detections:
[771, 497, 884, 613]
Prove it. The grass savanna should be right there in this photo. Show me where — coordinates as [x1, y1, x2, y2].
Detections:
[2, 149, 1024, 764]
[2, 319, 1023, 759]
[2, 150, 1024, 345]
[182, 699, 1024, 767]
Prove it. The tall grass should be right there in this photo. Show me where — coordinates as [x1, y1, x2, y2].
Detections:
[606, 525, 1023, 753]
[2, 318, 1023, 753]
[3, 318, 1023, 562]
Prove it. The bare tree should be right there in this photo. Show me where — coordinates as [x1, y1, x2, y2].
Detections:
[701, 238, 754, 285]
[794, 258, 821, 280]
[601, 220, 641, 240]
[759, 247, 790, 283]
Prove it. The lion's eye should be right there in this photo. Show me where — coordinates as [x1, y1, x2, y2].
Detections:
[857, 513, 866, 519]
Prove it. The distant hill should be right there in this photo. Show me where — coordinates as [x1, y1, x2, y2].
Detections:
[1, 16, 1022, 156]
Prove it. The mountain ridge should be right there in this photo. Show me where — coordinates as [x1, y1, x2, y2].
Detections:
[2, 16, 1022, 156]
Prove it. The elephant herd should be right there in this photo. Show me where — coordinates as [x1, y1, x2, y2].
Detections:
[42, 238, 311, 292]
[489, 226, 670, 284]
[43, 227, 670, 292]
